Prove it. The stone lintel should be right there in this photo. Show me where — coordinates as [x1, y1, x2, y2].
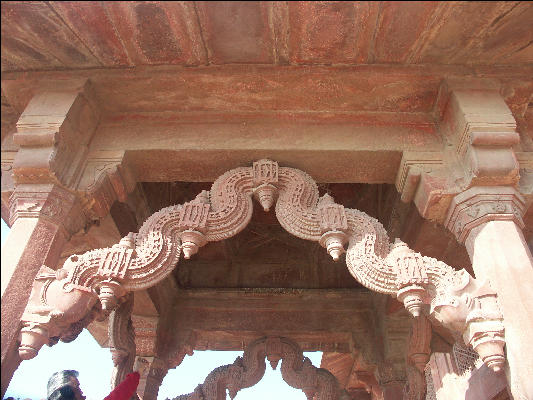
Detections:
[169, 288, 374, 354]
[445, 186, 526, 243]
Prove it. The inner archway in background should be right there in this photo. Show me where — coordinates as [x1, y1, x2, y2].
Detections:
[171, 337, 342, 400]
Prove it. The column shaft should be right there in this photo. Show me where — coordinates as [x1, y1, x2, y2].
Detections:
[1, 217, 68, 396]
[465, 220, 533, 399]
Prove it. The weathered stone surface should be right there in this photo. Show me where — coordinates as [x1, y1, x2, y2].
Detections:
[2, 1, 532, 71]
[2, 3, 533, 399]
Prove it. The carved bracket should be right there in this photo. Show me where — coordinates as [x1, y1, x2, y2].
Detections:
[19, 160, 507, 374]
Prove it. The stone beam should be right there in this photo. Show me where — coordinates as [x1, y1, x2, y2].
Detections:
[87, 114, 439, 184]
[2, 65, 532, 117]
[170, 288, 375, 354]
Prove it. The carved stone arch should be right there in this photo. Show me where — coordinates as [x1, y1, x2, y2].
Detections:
[19, 160, 505, 377]
[172, 336, 350, 400]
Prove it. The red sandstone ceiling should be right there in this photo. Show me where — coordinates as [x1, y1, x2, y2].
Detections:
[2, 1, 532, 72]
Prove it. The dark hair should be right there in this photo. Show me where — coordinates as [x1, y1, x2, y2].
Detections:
[47, 370, 79, 400]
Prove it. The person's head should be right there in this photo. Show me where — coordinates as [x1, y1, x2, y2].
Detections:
[47, 370, 86, 400]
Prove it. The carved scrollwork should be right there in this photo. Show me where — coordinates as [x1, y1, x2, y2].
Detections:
[19, 160, 507, 373]
[171, 336, 348, 400]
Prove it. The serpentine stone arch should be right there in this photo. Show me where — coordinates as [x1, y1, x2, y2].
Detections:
[19, 160, 505, 376]
[172, 336, 350, 400]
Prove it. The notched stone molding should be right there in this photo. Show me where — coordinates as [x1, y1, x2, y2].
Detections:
[172, 336, 350, 400]
[445, 186, 526, 243]
[18, 160, 506, 374]
[396, 152, 445, 204]
[77, 150, 136, 219]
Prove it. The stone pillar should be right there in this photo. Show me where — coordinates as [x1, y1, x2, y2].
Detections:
[445, 186, 533, 399]
[426, 353, 462, 400]
[1, 184, 83, 394]
[136, 356, 168, 400]
[346, 388, 371, 400]
[380, 382, 404, 400]
[395, 80, 532, 400]
[1, 79, 101, 397]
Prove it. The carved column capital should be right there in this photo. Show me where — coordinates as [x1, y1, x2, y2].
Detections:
[444, 186, 526, 243]
[8, 183, 86, 236]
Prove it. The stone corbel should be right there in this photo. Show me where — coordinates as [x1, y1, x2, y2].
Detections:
[395, 152, 445, 205]
[12, 79, 100, 188]
[395, 79, 527, 225]
[1, 150, 15, 224]
[136, 356, 168, 400]
[439, 79, 520, 188]
[167, 330, 197, 370]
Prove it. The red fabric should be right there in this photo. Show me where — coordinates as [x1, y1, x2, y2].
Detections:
[104, 371, 140, 400]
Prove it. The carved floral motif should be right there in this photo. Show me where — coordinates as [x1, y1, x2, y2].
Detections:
[19, 160, 506, 374]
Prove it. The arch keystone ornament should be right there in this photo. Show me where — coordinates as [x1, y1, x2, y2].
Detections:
[18, 160, 506, 374]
